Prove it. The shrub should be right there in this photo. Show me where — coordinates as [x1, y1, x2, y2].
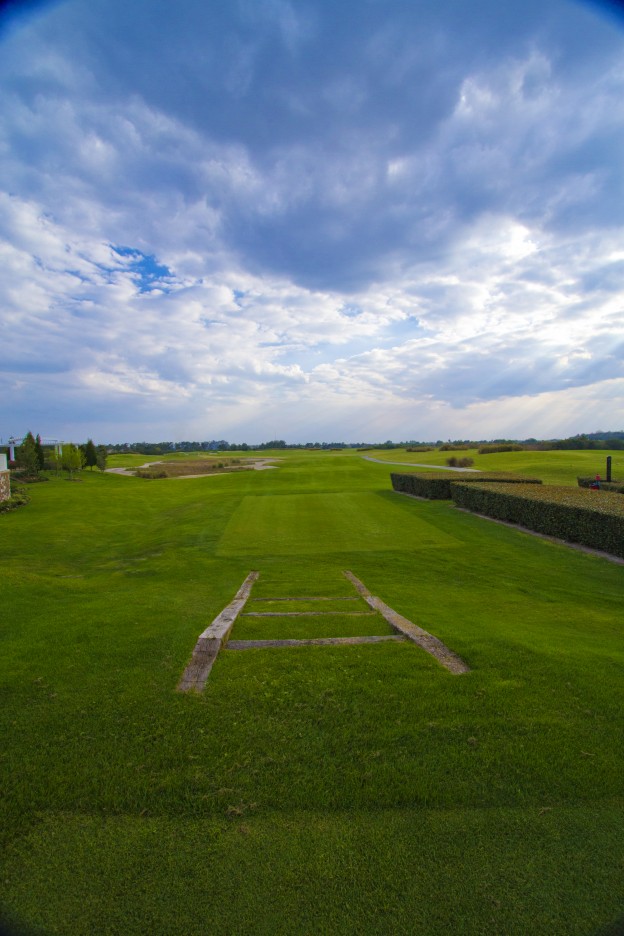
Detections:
[577, 477, 624, 493]
[391, 472, 542, 500]
[0, 485, 30, 513]
[10, 472, 48, 484]
[477, 444, 524, 454]
[446, 456, 474, 468]
[451, 482, 624, 558]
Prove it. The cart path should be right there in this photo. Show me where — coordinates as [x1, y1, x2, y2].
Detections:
[361, 456, 479, 472]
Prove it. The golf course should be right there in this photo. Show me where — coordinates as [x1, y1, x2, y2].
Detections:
[1, 448, 623, 935]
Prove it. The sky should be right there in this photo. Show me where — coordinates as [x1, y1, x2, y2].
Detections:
[1, 0, 624, 444]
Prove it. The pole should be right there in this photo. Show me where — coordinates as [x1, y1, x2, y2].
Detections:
[606, 456, 612, 483]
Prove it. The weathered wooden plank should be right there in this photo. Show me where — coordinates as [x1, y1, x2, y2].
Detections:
[343, 571, 470, 675]
[249, 596, 359, 602]
[227, 635, 406, 649]
[241, 610, 376, 617]
[177, 571, 259, 692]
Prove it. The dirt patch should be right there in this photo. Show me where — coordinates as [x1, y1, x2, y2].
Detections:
[109, 458, 280, 479]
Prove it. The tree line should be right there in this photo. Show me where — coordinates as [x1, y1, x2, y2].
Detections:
[6, 433, 107, 479]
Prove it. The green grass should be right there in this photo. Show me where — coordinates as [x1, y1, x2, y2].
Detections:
[1, 453, 624, 935]
[363, 446, 623, 486]
[217, 491, 459, 555]
[231, 611, 393, 640]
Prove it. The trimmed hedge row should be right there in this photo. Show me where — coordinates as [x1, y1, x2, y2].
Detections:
[577, 477, 624, 493]
[391, 471, 542, 500]
[451, 482, 624, 559]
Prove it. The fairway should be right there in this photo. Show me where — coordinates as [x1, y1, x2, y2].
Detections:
[217, 491, 460, 555]
[1, 450, 624, 936]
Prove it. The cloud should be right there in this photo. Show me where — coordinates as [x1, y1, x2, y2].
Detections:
[1, 0, 624, 442]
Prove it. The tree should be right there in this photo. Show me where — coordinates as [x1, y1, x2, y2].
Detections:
[82, 438, 98, 470]
[96, 445, 108, 471]
[35, 434, 45, 471]
[62, 443, 85, 480]
[15, 432, 39, 478]
[49, 448, 63, 475]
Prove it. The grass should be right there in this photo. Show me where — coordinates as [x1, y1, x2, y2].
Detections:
[1, 451, 624, 935]
[363, 446, 623, 486]
[217, 490, 459, 555]
[231, 611, 393, 640]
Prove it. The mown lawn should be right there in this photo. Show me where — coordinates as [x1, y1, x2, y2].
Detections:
[1, 452, 623, 935]
[362, 445, 623, 486]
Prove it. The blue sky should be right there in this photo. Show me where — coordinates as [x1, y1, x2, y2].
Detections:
[1, 0, 624, 443]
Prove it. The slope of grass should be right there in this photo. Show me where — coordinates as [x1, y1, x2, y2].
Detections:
[1, 453, 623, 935]
[362, 446, 623, 486]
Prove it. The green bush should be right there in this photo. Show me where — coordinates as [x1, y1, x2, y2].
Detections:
[391, 472, 542, 500]
[451, 482, 624, 558]
[577, 477, 624, 493]
[446, 456, 474, 468]
[477, 444, 524, 454]
[0, 484, 30, 513]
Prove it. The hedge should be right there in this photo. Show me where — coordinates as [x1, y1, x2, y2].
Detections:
[451, 482, 624, 559]
[577, 477, 624, 493]
[391, 471, 542, 500]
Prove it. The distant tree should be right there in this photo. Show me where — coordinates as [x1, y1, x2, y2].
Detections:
[96, 445, 108, 471]
[259, 440, 286, 450]
[35, 434, 45, 471]
[82, 438, 98, 470]
[49, 448, 63, 474]
[15, 432, 39, 478]
[62, 443, 85, 480]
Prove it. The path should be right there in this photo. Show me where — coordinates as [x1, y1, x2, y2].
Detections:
[105, 460, 164, 475]
[361, 456, 479, 472]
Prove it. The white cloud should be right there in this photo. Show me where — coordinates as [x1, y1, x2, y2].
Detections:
[1, 0, 624, 442]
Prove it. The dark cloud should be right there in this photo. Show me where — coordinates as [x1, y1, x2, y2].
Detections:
[2, 0, 624, 440]
[2, 0, 623, 293]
